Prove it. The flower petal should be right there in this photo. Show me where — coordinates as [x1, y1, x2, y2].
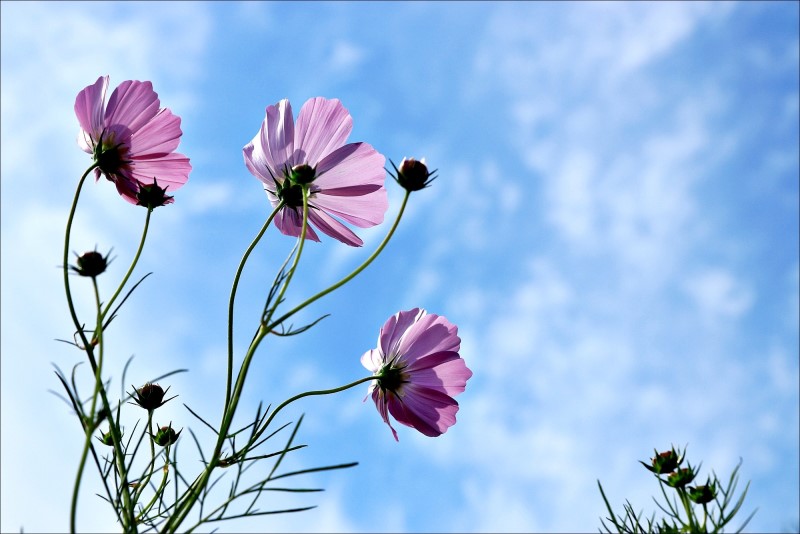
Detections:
[128, 152, 191, 191]
[243, 140, 274, 185]
[306, 208, 363, 247]
[129, 108, 183, 156]
[360, 348, 384, 374]
[104, 80, 160, 135]
[397, 314, 460, 364]
[74, 75, 108, 142]
[388, 385, 459, 437]
[372, 389, 399, 441]
[315, 142, 385, 190]
[294, 97, 352, 167]
[379, 309, 423, 358]
[407, 355, 473, 397]
[273, 206, 320, 242]
[263, 100, 295, 173]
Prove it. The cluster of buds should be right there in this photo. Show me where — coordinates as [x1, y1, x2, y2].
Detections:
[641, 446, 716, 503]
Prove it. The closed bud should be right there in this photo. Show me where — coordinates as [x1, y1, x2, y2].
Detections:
[667, 466, 697, 488]
[153, 424, 181, 447]
[97, 427, 121, 447]
[391, 157, 437, 192]
[688, 480, 717, 504]
[640, 447, 683, 474]
[71, 249, 111, 278]
[289, 163, 317, 185]
[136, 178, 174, 210]
[130, 383, 175, 412]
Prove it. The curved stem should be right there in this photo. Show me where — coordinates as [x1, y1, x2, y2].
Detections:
[266, 190, 410, 331]
[254, 376, 377, 446]
[100, 209, 152, 323]
[225, 202, 285, 414]
[63, 163, 99, 365]
[165, 194, 311, 533]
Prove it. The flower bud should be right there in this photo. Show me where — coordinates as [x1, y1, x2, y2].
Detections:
[71, 250, 110, 278]
[640, 447, 683, 474]
[289, 163, 317, 185]
[97, 429, 116, 447]
[391, 157, 437, 192]
[136, 178, 174, 209]
[131, 383, 175, 411]
[688, 481, 717, 504]
[153, 424, 181, 447]
[667, 466, 697, 488]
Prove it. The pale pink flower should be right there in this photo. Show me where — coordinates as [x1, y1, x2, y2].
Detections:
[74, 75, 191, 204]
[243, 98, 388, 247]
[361, 308, 472, 441]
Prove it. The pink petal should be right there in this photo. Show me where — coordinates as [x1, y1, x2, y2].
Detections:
[129, 153, 191, 191]
[372, 389, 399, 441]
[74, 75, 108, 141]
[388, 385, 459, 437]
[273, 206, 320, 242]
[104, 80, 160, 135]
[408, 356, 473, 397]
[379, 309, 423, 357]
[307, 208, 363, 247]
[129, 108, 183, 156]
[294, 97, 352, 167]
[315, 142, 385, 190]
[262, 100, 295, 173]
[397, 314, 460, 364]
[243, 141, 274, 185]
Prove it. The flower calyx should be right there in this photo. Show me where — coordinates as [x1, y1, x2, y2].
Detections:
[153, 424, 182, 447]
[688, 479, 717, 504]
[130, 383, 176, 412]
[390, 157, 437, 192]
[666, 465, 698, 488]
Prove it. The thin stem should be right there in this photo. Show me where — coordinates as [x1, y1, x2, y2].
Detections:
[266, 190, 411, 331]
[165, 193, 312, 533]
[100, 209, 152, 323]
[253, 376, 377, 447]
[63, 163, 99, 366]
[225, 202, 285, 414]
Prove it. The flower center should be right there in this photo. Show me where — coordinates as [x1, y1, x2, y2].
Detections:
[275, 179, 305, 208]
[95, 132, 131, 176]
[377, 361, 409, 393]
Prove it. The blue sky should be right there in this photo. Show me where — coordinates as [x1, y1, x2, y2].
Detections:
[1, 1, 798, 532]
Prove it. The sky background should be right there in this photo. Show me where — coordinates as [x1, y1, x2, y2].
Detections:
[1, 1, 798, 533]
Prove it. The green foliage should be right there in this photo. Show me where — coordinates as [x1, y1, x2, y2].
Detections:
[598, 446, 756, 534]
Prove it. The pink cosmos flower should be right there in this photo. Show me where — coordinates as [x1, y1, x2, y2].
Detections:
[243, 98, 388, 247]
[74, 75, 191, 204]
[361, 308, 472, 441]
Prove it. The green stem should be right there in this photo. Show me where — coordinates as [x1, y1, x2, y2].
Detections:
[132, 411, 156, 504]
[165, 193, 312, 533]
[100, 209, 152, 323]
[254, 376, 377, 446]
[63, 163, 99, 365]
[266, 190, 410, 331]
[70, 277, 105, 533]
[136, 446, 171, 523]
[225, 202, 285, 414]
